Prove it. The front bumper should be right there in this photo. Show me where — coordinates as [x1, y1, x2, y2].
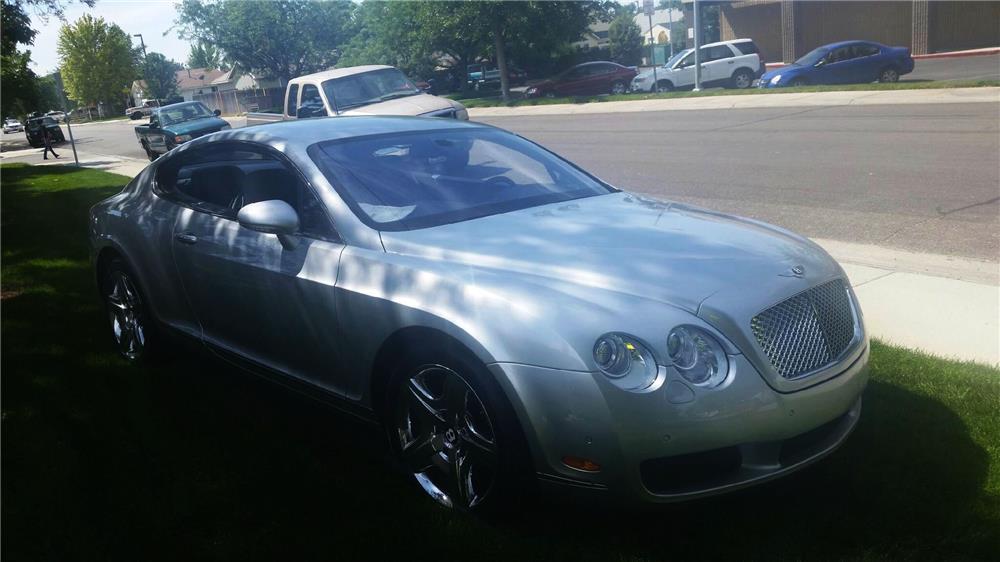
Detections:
[489, 343, 869, 504]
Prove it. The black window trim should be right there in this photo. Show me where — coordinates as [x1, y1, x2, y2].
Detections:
[152, 139, 343, 244]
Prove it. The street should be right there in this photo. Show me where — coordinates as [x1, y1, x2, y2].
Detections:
[3, 94, 998, 263]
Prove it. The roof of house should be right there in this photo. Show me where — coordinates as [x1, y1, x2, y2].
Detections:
[175, 68, 227, 91]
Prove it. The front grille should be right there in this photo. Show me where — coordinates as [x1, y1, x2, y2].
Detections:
[751, 279, 856, 379]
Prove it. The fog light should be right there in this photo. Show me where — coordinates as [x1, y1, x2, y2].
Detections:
[562, 455, 601, 472]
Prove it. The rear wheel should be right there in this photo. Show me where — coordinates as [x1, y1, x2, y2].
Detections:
[142, 142, 158, 162]
[130, 112, 142, 120]
[879, 67, 899, 83]
[610, 80, 627, 95]
[387, 349, 530, 513]
[731, 68, 754, 89]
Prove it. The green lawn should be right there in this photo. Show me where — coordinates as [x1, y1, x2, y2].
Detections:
[454, 78, 1000, 108]
[2, 163, 998, 561]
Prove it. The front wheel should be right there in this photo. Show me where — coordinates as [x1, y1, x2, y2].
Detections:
[879, 67, 899, 83]
[610, 80, 627, 95]
[387, 352, 529, 513]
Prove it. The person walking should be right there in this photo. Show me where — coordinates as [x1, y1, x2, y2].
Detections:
[42, 126, 60, 160]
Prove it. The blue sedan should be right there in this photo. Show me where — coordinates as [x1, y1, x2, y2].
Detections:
[761, 40, 914, 88]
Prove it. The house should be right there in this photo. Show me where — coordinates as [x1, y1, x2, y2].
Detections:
[573, 7, 684, 51]
[176, 67, 229, 100]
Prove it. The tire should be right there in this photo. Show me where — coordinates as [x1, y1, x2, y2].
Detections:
[610, 80, 627, 95]
[879, 67, 899, 83]
[100, 257, 161, 363]
[385, 346, 531, 513]
[142, 142, 158, 162]
[654, 80, 674, 93]
[130, 112, 142, 120]
[731, 68, 754, 89]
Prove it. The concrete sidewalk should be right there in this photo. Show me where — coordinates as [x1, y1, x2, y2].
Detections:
[1, 148, 996, 366]
[468, 86, 1000, 118]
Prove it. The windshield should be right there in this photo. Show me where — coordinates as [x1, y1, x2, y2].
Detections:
[309, 128, 613, 231]
[322, 68, 420, 111]
[158, 102, 213, 126]
[794, 47, 830, 67]
[666, 49, 690, 68]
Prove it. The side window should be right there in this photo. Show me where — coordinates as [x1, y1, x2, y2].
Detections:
[855, 44, 880, 57]
[733, 41, 760, 56]
[678, 51, 696, 67]
[156, 144, 337, 240]
[299, 84, 326, 118]
[828, 47, 854, 64]
[286, 84, 299, 117]
[595, 63, 615, 75]
[706, 45, 733, 61]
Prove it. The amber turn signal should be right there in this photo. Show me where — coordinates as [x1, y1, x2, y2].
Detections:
[562, 455, 601, 472]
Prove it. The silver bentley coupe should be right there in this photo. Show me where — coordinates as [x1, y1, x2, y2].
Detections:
[89, 116, 869, 511]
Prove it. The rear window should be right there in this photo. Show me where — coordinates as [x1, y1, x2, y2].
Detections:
[732, 41, 760, 55]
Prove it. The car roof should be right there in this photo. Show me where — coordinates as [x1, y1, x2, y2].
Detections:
[820, 40, 882, 50]
[189, 115, 492, 152]
[289, 65, 396, 85]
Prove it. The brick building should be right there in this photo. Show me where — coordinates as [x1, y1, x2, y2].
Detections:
[708, 1, 1000, 63]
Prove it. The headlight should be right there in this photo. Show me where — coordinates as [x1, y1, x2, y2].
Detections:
[526, 87, 538, 94]
[174, 134, 192, 143]
[769, 74, 782, 85]
[634, 76, 647, 83]
[593, 333, 659, 392]
[667, 326, 729, 388]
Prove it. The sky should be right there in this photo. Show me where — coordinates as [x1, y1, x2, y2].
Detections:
[29, 1, 190, 75]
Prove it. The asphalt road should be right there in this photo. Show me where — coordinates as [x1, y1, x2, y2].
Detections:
[2, 94, 997, 261]
[904, 54, 1000, 82]
[476, 102, 999, 261]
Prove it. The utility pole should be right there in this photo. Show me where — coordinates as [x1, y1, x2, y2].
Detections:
[133, 33, 147, 60]
[692, 0, 702, 92]
[667, 2, 674, 58]
[643, 0, 657, 89]
[53, 73, 79, 166]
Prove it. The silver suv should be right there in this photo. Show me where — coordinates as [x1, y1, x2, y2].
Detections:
[631, 38, 765, 92]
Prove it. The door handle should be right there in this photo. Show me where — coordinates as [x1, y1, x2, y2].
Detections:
[728, 60, 735, 64]
[175, 233, 198, 245]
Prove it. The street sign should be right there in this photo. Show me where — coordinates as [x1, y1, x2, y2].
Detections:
[643, 0, 654, 16]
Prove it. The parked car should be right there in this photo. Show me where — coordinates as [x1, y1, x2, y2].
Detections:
[631, 38, 765, 92]
[90, 116, 869, 511]
[3, 118, 24, 133]
[134, 101, 230, 161]
[760, 40, 914, 87]
[24, 115, 65, 147]
[126, 99, 163, 120]
[44, 110, 67, 123]
[525, 61, 637, 98]
[467, 63, 528, 90]
[244, 65, 468, 126]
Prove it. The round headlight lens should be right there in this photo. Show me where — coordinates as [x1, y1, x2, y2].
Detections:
[667, 326, 729, 388]
[593, 333, 659, 391]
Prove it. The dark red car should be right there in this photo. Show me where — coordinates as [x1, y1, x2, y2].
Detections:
[524, 61, 637, 98]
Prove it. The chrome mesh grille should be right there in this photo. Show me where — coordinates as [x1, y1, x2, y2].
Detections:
[751, 279, 856, 379]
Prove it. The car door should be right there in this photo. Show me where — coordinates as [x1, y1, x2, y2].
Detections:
[164, 142, 350, 393]
[814, 46, 856, 84]
[850, 43, 883, 83]
[702, 44, 736, 86]
[584, 63, 615, 95]
[146, 112, 170, 153]
[670, 50, 697, 88]
[555, 66, 588, 96]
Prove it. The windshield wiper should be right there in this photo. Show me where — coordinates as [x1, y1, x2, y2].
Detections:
[379, 91, 420, 102]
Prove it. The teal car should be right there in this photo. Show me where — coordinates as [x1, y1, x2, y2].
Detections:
[134, 101, 230, 161]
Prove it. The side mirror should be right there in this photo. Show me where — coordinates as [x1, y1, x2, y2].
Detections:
[213, 108, 221, 116]
[237, 200, 300, 249]
[149, 121, 159, 129]
[814, 59, 827, 68]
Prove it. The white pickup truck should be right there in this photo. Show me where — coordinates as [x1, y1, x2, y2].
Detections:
[245, 65, 468, 126]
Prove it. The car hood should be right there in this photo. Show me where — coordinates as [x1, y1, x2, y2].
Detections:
[166, 116, 229, 135]
[343, 93, 456, 117]
[379, 192, 841, 314]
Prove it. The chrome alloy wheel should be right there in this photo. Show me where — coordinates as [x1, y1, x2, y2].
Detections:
[395, 365, 498, 509]
[106, 270, 146, 360]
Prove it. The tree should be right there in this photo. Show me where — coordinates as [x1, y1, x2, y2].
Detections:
[142, 52, 181, 99]
[608, 7, 642, 65]
[57, 14, 136, 114]
[175, 0, 354, 83]
[187, 40, 221, 69]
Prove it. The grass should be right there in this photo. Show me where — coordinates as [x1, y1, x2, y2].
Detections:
[2, 163, 998, 561]
[455, 78, 1000, 108]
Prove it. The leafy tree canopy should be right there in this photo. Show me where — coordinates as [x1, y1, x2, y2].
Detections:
[175, 0, 354, 82]
[187, 40, 222, 70]
[142, 52, 182, 100]
[57, 14, 136, 107]
[609, 5, 643, 66]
